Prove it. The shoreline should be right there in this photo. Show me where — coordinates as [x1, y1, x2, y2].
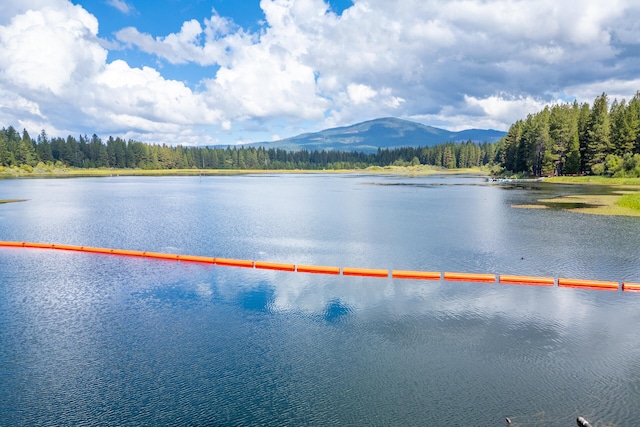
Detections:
[542, 176, 640, 186]
[527, 177, 640, 217]
[0, 165, 489, 178]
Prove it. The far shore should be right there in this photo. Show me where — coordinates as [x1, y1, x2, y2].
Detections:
[0, 164, 489, 178]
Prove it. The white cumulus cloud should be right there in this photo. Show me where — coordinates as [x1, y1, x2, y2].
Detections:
[347, 84, 377, 105]
[0, 0, 226, 145]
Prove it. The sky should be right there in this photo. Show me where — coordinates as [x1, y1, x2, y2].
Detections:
[1, 0, 640, 147]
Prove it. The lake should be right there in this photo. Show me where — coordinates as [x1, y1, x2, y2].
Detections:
[1, 174, 639, 426]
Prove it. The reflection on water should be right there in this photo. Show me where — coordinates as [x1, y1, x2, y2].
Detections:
[1, 175, 640, 426]
[321, 299, 354, 323]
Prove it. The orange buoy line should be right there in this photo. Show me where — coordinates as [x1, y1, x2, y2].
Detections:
[0, 241, 637, 292]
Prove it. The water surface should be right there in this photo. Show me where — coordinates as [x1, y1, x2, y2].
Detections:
[1, 174, 639, 426]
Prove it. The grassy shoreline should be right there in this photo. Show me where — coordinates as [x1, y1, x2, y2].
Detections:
[529, 176, 640, 216]
[0, 164, 489, 178]
[513, 194, 640, 217]
[543, 175, 640, 186]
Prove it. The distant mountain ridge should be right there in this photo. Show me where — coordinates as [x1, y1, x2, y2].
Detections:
[248, 117, 505, 153]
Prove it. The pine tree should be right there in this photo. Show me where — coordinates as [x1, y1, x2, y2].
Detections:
[586, 93, 611, 170]
[18, 129, 38, 166]
[577, 102, 591, 173]
[36, 129, 53, 162]
[564, 101, 581, 174]
[549, 103, 579, 175]
[518, 114, 538, 175]
[499, 120, 523, 172]
[0, 131, 8, 166]
[610, 99, 637, 155]
[628, 91, 640, 154]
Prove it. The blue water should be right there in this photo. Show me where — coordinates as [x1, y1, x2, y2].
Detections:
[1, 174, 640, 426]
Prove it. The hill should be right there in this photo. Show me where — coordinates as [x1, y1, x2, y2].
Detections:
[248, 117, 505, 152]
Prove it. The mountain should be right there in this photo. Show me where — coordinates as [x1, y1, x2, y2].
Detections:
[248, 117, 505, 153]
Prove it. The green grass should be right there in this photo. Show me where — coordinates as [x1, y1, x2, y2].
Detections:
[544, 176, 640, 186]
[511, 177, 640, 216]
[616, 193, 640, 211]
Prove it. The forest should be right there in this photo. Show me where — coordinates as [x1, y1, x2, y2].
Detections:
[496, 91, 640, 177]
[1, 91, 639, 177]
[0, 125, 495, 172]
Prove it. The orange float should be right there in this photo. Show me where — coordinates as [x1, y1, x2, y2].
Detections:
[254, 261, 296, 272]
[391, 270, 441, 280]
[52, 244, 84, 251]
[558, 278, 619, 291]
[111, 249, 145, 257]
[297, 264, 341, 275]
[0, 241, 26, 247]
[23, 242, 54, 249]
[499, 274, 555, 286]
[142, 251, 180, 260]
[444, 272, 495, 283]
[622, 282, 640, 293]
[214, 258, 255, 268]
[177, 255, 216, 263]
[81, 246, 114, 254]
[342, 267, 389, 278]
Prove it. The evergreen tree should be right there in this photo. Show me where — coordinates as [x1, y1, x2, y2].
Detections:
[563, 101, 581, 174]
[36, 129, 53, 163]
[499, 120, 523, 172]
[585, 93, 611, 170]
[610, 99, 637, 155]
[18, 129, 38, 166]
[627, 91, 640, 154]
[0, 131, 9, 166]
[577, 102, 591, 172]
[549, 103, 578, 175]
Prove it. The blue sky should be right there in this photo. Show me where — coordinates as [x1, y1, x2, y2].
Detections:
[1, 0, 639, 146]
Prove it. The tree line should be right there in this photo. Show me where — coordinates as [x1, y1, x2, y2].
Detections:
[496, 91, 640, 177]
[0, 125, 496, 171]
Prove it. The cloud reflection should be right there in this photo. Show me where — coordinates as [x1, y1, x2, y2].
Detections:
[201, 265, 640, 332]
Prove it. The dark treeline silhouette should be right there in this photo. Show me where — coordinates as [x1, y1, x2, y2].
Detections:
[0, 125, 496, 171]
[496, 91, 640, 177]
